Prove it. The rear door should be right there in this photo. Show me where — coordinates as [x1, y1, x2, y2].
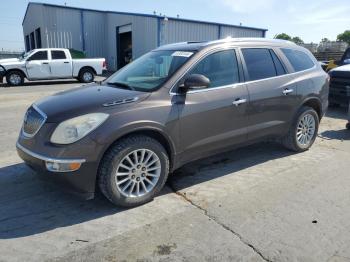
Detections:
[50, 50, 72, 78]
[177, 49, 249, 161]
[25, 50, 51, 79]
[240, 48, 297, 140]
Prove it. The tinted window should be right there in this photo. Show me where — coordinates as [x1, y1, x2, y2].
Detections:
[242, 48, 277, 81]
[281, 48, 314, 72]
[29, 51, 48, 61]
[270, 50, 286, 75]
[51, 50, 66, 60]
[189, 50, 239, 88]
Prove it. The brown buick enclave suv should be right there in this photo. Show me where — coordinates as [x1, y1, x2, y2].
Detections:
[16, 38, 329, 207]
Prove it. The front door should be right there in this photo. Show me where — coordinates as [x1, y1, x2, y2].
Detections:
[240, 48, 298, 139]
[26, 50, 51, 79]
[177, 49, 249, 162]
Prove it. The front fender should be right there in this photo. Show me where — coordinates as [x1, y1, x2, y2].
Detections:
[90, 120, 177, 165]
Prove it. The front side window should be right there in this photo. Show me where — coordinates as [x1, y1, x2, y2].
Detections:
[242, 48, 281, 81]
[51, 51, 66, 60]
[106, 50, 193, 91]
[281, 48, 315, 72]
[28, 51, 48, 61]
[188, 50, 240, 88]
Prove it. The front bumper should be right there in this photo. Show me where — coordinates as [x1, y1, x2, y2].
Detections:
[16, 141, 98, 199]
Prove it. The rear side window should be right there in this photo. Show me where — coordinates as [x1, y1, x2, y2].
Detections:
[270, 50, 286, 75]
[189, 50, 240, 88]
[51, 50, 66, 60]
[281, 48, 314, 72]
[29, 51, 48, 61]
[242, 48, 282, 81]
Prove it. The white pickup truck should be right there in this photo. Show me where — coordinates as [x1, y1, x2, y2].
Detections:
[0, 48, 106, 86]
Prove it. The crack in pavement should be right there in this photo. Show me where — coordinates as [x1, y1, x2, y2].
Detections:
[168, 181, 272, 262]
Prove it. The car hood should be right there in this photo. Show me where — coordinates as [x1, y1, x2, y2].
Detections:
[329, 64, 350, 78]
[0, 58, 20, 64]
[35, 83, 151, 123]
[330, 64, 350, 72]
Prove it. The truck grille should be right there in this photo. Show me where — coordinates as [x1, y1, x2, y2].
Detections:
[330, 76, 350, 94]
[22, 105, 47, 137]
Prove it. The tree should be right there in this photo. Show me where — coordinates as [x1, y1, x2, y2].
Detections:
[274, 33, 292, 41]
[321, 38, 330, 43]
[291, 36, 304, 45]
[337, 30, 350, 44]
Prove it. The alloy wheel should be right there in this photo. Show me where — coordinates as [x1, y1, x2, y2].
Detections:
[115, 149, 161, 198]
[296, 113, 316, 147]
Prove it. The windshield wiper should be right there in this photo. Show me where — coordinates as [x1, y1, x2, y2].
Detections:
[107, 81, 135, 90]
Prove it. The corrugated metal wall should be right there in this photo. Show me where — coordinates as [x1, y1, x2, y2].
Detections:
[220, 26, 264, 38]
[42, 6, 82, 50]
[162, 19, 219, 45]
[83, 11, 107, 58]
[22, 4, 44, 50]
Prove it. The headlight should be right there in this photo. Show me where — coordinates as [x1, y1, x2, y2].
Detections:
[50, 113, 109, 144]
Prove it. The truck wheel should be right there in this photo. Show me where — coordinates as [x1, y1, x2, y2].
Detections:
[282, 106, 319, 152]
[6, 71, 24, 86]
[78, 68, 94, 83]
[98, 135, 169, 207]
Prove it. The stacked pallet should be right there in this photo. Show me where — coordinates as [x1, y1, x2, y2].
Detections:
[313, 51, 344, 61]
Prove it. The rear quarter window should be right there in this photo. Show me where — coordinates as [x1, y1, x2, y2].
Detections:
[281, 48, 315, 72]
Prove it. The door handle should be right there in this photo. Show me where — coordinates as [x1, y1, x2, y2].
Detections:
[64, 62, 69, 64]
[42, 62, 49, 64]
[232, 98, 247, 106]
[282, 88, 294, 95]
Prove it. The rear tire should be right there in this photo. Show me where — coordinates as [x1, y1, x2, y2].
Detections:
[98, 135, 169, 207]
[282, 106, 319, 152]
[78, 68, 94, 83]
[6, 71, 24, 86]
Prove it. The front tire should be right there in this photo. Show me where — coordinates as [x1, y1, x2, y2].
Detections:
[78, 68, 94, 83]
[98, 135, 169, 207]
[282, 106, 319, 152]
[6, 71, 24, 86]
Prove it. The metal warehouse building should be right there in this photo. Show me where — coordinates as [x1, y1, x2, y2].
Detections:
[23, 2, 268, 70]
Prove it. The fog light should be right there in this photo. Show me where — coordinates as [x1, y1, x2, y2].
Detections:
[46, 161, 82, 172]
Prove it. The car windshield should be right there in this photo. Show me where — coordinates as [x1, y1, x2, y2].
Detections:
[105, 50, 195, 92]
[20, 50, 35, 60]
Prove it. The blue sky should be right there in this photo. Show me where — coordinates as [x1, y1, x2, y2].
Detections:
[1, 0, 349, 51]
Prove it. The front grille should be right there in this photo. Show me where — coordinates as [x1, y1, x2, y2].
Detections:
[22, 105, 46, 137]
[329, 76, 350, 96]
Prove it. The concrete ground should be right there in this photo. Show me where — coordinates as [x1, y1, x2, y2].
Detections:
[1, 79, 350, 262]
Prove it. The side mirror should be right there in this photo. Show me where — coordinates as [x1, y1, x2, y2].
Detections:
[180, 74, 210, 92]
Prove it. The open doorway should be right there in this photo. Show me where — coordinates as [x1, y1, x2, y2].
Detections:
[117, 24, 132, 69]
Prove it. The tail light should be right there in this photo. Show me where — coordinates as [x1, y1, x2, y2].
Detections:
[103, 60, 107, 69]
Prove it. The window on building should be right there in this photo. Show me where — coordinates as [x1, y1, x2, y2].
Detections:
[28, 51, 48, 61]
[189, 50, 240, 88]
[51, 50, 67, 60]
[35, 28, 42, 48]
[281, 48, 315, 72]
[25, 35, 30, 52]
[30, 32, 35, 50]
